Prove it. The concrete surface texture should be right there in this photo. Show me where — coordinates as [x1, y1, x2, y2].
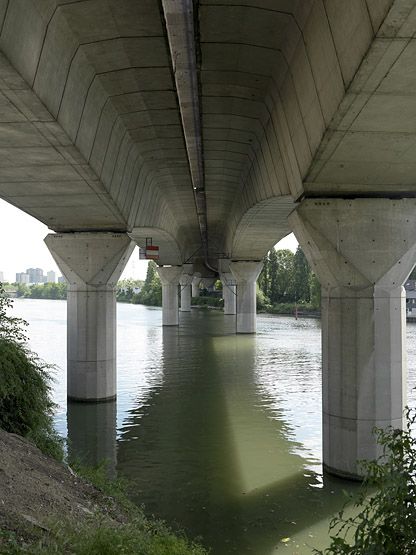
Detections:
[179, 271, 193, 312]
[45, 232, 134, 401]
[230, 261, 263, 333]
[156, 265, 183, 326]
[3, 0, 416, 477]
[289, 199, 416, 478]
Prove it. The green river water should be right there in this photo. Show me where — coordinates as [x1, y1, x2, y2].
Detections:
[13, 299, 416, 554]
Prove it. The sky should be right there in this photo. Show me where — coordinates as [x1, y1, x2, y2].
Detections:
[0, 199, 298, 283]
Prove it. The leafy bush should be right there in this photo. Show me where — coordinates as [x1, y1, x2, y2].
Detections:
[191, 296, 223, 308]
[256, 285, 271, 311]
[0, 284, 63, 459]
[316, 408, 416, 554]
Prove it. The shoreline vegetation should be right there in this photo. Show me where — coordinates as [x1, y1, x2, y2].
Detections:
[3, 246, 322, 317]
[0, 284, 208, 554]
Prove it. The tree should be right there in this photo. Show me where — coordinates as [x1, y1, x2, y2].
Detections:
[258, 253, 270, 300]
[316, 408, 416, 554]
[289, 246, 311, 303]
[134, 261, 162, 306]
[309, 273, 321, 309]
[270, 249, 295, 303]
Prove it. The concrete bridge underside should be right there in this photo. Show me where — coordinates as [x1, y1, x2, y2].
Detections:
[1, 0, 416, 479]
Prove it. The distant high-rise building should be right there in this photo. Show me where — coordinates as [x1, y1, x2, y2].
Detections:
[16, 272, 29, 284]
[0, 271, 4, 283]
[58, 276, 67, 284]
[26, 268, 44, 283]
[47, 270, 56, 283]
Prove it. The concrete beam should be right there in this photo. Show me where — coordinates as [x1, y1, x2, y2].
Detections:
[161, 0, 207, 253]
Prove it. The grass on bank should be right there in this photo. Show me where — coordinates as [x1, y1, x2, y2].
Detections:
[0, 463, 208, 555]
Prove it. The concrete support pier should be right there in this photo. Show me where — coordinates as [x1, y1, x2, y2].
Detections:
[219, 259, 236, 315]
[157, 266, 183, 325]
[45, 233, 134, 402]
[221, 276, 236, 315]
[192, 274, 201, 298]
[289, 199, 416, 479]
[230, 261, 263, 333]
[179, 266, 193, 312]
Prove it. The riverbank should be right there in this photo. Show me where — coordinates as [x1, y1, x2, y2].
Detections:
[0, 428, 207, 554]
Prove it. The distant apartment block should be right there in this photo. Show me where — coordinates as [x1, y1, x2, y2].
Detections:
[0, 271, 4, 282]
[26, 268, 44, 283]
[58, 276, 67, 284]
[47, 270, 56, 283]
[16, 272, 29, 284]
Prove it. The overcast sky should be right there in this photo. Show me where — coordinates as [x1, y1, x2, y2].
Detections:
[0, 199, 298, 283]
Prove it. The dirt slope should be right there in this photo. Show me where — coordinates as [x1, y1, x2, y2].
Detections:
[0, 429, 118, 542]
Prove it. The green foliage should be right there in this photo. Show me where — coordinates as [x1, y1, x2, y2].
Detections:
[309, 273, 321, 310]
[256, 284, 270, 311]
[290, 246, 311, 302]
[316, 408, 416, 555]
[133, 262, 162, 307]
[191, 296, 223, 308]
[52, 521, 208, 555]
[258, 246, 321, 309]
[116, 279, 144, 303]
[28, 282, 67, 300]
[0, 284, 63, 460]
[12, 282, 67, 300]
[6, 520, 209, 554]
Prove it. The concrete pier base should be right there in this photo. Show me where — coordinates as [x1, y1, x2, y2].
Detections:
[219, 259, 236, 315]
[179, 273, 192, 312]
[45, 233, 134, 402]
[157, 266, 183, 325]
[192, 274, 201, 298]
[230, 261, 263, 333]
[289, 199, 416, 479]
[220, 273, 236, 315]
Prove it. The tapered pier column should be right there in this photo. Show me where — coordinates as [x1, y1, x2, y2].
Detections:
[230, 261, 263, 333]
[45, 233, 134, 401]
[221, 274, 236, 315]
[157, 266, 183, 325]
[219, 260, 236, 315]
[192, 273, 201, 297]
[179, 265, 193, 312]
[289, 199, 416, 479]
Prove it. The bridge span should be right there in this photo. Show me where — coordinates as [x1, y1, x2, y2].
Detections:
[1, 0, 415, 479]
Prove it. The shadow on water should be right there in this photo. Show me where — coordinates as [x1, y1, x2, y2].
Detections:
[68, 310, 360, 554]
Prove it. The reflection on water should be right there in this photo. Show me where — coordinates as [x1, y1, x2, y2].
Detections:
[12, 300, 416, 554]
[67, 401, 117, 477]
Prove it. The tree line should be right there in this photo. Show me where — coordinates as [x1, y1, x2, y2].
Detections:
[2, 247, 321, 313]
[125, 249, 321, 313]
[257, 246, 321, 313]
[7, 282, 68, 300]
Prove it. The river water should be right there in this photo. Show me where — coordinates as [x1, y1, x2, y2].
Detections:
[10, 299, 416, 554]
